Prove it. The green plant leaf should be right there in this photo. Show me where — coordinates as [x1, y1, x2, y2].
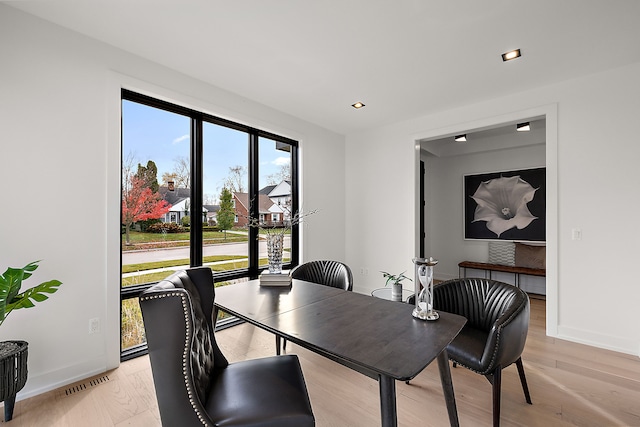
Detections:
[0, 279, 8, 323]
[0, 261, 60, 327]
[7, 279, 62, 312]
[3, 267, 25, 303]
[0, 266, 26, 323]
[380, 270, 412, 286]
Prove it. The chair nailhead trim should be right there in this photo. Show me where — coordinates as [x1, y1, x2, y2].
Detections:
[142, 291, 211, 426]
[448, 281, 528, 375]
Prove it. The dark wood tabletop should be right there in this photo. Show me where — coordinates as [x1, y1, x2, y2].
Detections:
[213, 279, 338, 322]
[214, 279, 466, 427]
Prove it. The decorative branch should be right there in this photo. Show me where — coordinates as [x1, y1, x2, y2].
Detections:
[240, 198, 318, 238]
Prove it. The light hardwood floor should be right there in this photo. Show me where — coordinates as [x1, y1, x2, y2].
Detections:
[4, 298, 640, 426]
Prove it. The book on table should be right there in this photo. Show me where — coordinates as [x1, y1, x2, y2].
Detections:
[259, 271, 291, 286]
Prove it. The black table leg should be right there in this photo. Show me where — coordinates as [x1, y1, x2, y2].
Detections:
[437, 349, 460, 427]
[275, 335, 281, 355]
[378, 374, 397, 427]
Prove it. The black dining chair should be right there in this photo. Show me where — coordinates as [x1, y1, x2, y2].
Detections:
[140, 267, 315, 426]
[432, 277, 532, 427]
[276, 260, 353, 354]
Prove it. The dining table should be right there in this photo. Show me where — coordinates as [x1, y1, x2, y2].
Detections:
[213, 279, 466, 427]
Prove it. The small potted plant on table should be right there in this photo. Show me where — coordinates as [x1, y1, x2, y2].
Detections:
[380, 270, 412, 302]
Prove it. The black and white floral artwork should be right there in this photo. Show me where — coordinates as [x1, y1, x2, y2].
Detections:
[464, 167, 545, 242]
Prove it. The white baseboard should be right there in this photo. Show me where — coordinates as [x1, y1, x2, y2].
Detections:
[557, 325, 640, 358]
[15, 357, 109, 401]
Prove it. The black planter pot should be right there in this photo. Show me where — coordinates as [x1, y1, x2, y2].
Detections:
[0, 341, 28, 421]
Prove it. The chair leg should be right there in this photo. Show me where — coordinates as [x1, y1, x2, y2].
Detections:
[491, 368, 502, 427]
[4, 395, 16, 421]
[515, 358, 532, 404]
[484, 361, 530, 427]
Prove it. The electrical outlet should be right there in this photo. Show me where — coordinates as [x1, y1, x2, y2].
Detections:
[89, 318, 100, 334]
[571, 228, 582, 241]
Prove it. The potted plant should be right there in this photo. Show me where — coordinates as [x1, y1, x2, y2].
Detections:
[380, 270, 412, 302]
[0, 260, 62, 421]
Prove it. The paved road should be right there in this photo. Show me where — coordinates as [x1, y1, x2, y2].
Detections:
[122, 237, 291, 265]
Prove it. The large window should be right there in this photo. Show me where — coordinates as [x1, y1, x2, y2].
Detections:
[120, 90, 299, 359]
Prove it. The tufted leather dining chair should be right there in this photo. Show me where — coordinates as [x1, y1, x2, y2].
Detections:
[140, 267, 315, 426]
[432, 277, 532, 427]
[276, 260, 353, 354]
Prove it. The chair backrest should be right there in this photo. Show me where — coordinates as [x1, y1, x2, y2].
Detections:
[433, 277, 530, 371]
[290, 260, 353, 291]
[140, 267, 228, 426]
[434, 278, 527, 331]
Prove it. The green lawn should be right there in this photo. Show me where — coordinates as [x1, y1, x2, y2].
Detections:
[122, 255, 247, 273]
[120, 229, 291, 348]
[121, 229, 291, 286]
[121, 256, 289, 287]
[122, 230, 248, 250]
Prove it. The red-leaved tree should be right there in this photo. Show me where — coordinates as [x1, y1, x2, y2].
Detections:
[122, 175, 171, 245]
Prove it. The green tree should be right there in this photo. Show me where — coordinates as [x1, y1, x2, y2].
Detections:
[217, 188, 235, 240]
[135, 160, 159, 193]
[135, 160, 161, 231]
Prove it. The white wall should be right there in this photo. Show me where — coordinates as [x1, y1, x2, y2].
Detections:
[0, 5, 346, 399]
[423, 140, 547, 295]
[346, 61, 640, 357]
[424, 143, 546, 278]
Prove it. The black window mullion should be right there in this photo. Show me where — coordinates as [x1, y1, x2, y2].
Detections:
[190, 116, 204, 266]
[290, 143, 300, 268]
[248, 132, 260, 278]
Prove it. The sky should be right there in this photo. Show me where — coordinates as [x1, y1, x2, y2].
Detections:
[122, 100, 290, 203]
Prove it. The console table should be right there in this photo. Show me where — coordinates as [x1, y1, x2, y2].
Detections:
[458, 261, 545, 288]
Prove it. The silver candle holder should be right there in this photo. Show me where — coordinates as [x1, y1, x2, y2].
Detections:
[412, 257, 439, 321]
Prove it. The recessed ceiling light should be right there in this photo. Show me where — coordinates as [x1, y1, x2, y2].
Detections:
[516, 122, 531, 132]
[352, 102, 365, 109]
[454, 134, 467, 142]
[501, 49, 521, 62]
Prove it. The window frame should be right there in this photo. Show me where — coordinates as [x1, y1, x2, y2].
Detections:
[120, 89, 300, 360]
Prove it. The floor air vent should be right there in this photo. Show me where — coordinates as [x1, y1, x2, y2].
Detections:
[62, 374, 111, 396]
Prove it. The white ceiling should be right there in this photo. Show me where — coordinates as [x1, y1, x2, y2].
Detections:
[421, 118, 546, 157]
[6, 0, 640, 135]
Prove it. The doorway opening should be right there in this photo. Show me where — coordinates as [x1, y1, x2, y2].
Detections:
[415, 105, 558, 337]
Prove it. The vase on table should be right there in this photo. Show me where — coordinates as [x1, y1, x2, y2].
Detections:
[266, 234, 284, 274]
[391, 282, 402, 301]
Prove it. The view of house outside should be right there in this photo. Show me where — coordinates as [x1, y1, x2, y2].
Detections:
[121, 97, 294, 352]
